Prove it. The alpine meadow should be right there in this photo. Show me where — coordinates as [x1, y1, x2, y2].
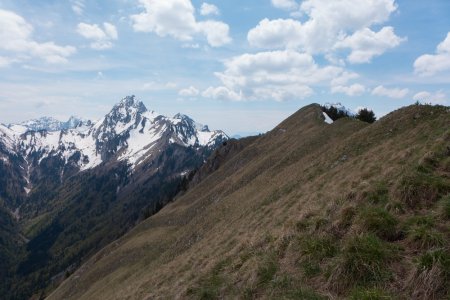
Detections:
[0, 0, 449, 299]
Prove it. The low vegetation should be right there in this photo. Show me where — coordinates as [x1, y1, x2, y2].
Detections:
[47, 104, 450, 300]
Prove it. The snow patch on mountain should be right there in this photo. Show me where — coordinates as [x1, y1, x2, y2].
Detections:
[322, 112, 334, 124]
[5, 95, 228, 172]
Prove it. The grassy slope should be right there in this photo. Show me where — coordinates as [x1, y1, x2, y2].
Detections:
[48, 104, 450, 300]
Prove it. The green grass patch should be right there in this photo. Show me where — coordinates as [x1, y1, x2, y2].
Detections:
[299, 235, 337, 260]
[257, 253, 278, 286]
[330, 234, 397, 288]
[417, 249, 450, 275]
[408, 226, 445, 249]
[366, 182, 390, 205]
[439, 194, 450, 219]
[398, 172, 450, 208]
[404, 215, 446, 249]
[358, 207, 398, 240]
[186, 258, 231, 299]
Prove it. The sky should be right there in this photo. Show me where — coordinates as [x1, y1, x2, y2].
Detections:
[0, 0, 449, 136]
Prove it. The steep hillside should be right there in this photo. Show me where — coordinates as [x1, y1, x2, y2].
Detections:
[49, 104, 450, 299]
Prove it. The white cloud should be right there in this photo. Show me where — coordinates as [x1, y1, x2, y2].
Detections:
[200, 3, 219, 16]
[202, 86, 242, 101]
[248, 19, 303, 50]
[0, 9, 76, 64]
[71, 0, 85, 15]
[248, 0, 401, 62]
[131, 0, 231, 47]
[204, 50, 345, 101]
[178, 86, 199, 97]
[271, 0, 298, 10]
[335, 27, 405, 64]
[77, 22, 118, 50]
[414, 32, 450, 76]
[413, 91, 447, 104]
[197, 21, 231, 47]
[372, 85, 409, 99]
[331, 84, 366, 96]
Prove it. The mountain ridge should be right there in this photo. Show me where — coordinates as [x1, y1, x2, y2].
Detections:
[48, 103, 450, 299]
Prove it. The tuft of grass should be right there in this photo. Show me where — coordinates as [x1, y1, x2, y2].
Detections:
[297, 235, 337, 278]
[358, 207, 398, 240]
[299, 235, 337, 260]
[337, 206, 356, 230]
[186, 258, 231, 299]
[397, 172, 450, 208]
[404, 215, 446, 249]
[417, 249, 450, 274]
[256, 254, 278, 286]
[409, 248, 450, 299]
[407, 226, 445, 249]
[328, 233, 397, 290]
[366, 182, 390, 205]
[350, 287, 393, 299]
[439, 194, 450, 219]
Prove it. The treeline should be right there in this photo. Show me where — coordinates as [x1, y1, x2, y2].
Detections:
[321, 105, 376, 123]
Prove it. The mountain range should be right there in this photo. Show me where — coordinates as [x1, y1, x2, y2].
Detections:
[0, 95, 228, 299]
[1, 100, 449, 299]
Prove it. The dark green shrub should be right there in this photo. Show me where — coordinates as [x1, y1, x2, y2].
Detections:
[356, 108, 377, 124]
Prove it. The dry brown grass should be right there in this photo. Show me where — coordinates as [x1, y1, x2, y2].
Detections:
[47, 104, 450, 300]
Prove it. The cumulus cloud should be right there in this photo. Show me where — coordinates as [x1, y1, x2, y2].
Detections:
[77, 22, 118, 50]
[248, 0, 402, 63]
[0, 9, 76, 65]
[202, 50, 347, 101]
[271, 0, 298, 10]
[414, 32, 450, 76]
[335, 27, 405, 64]
[413, 91, 447, 104]
[200, 3, 220, 16]
[202, 86, 243, 101]
[372, 85, 409, 99]
[131, 0, 231, 47]
[178, 86, 199, 97]
[248, 19, 303, 49]
[331, 84, 366, 96]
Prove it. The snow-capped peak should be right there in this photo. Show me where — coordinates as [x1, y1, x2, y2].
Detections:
[1, 95, 228, 174]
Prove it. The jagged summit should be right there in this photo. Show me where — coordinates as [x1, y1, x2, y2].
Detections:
[115, 95, 147, 114]
[4, 95, 228, 172]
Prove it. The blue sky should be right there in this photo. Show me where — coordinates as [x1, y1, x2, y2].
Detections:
[0, 0, 449, 135]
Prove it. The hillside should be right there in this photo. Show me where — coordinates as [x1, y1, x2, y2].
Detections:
[49, 103, 450, 299]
